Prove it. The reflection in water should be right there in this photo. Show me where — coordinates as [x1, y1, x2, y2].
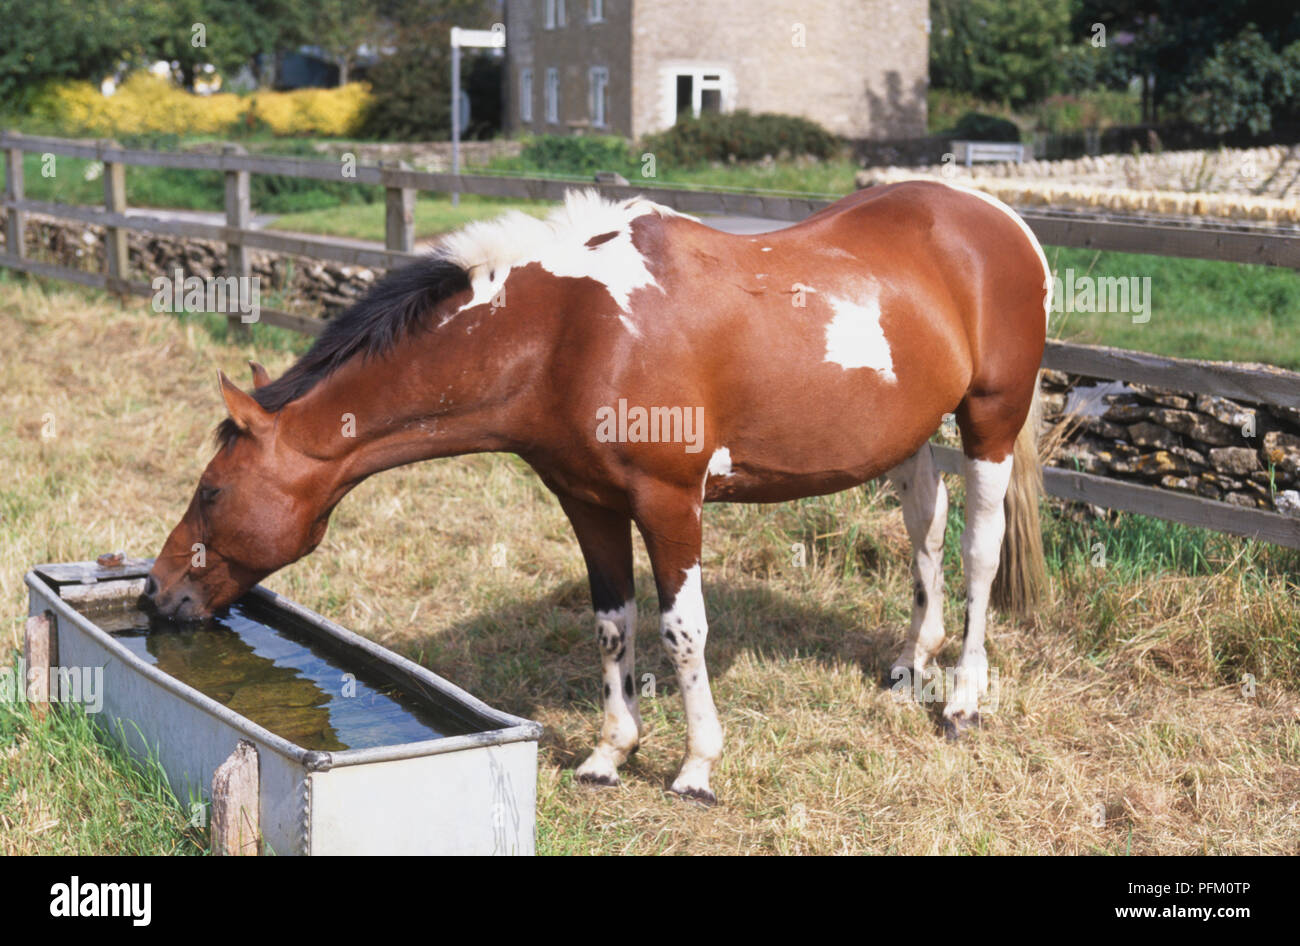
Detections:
[78, 602, 472, 751]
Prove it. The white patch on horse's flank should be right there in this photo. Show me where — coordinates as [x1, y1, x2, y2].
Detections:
[707, 447, 733, 477]
[823, 285, 896, 381]
[617, 314, 642, 338]
[437, 189, 695, 319]
[937, 181, 1054, 325]
[761, 246, 773, 252]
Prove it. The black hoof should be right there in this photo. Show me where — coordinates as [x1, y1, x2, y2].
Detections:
[942, 712, 981, 741]
[575, 771, 619, 788]
[669, 786, 717, 806]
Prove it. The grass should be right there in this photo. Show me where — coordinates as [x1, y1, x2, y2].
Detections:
[1046, 246, 1300, 369]
[2, 274, 1298, 855]
[268, 194, 549, 243]
[0, 663, 205, 855]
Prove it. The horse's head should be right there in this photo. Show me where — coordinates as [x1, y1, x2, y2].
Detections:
[144, 365, 337, 621]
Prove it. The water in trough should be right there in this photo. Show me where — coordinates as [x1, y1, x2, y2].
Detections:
[72, 598, 476, 752]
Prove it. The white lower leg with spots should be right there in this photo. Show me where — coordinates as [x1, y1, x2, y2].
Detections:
[575, 600, 641, 784]
[885, 445, 949, 686]
[661, 565, 723, 801]
[946, 455, 1013, 730]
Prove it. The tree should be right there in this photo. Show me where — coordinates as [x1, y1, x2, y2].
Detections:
[1069, 0, 1300, 124]
[930, 0, 1072, 107]
[1176, 27, 1297, 135]
[358, 0, 500, 140]
[0, 0, 156, 101]
[313, 0, 384, 86]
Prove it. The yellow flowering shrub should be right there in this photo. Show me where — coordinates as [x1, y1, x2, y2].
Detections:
[29, 74, 372, 138]
[248, 83, 372, 137]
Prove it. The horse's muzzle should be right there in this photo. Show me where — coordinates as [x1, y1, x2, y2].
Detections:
[140, 572, 210, 622]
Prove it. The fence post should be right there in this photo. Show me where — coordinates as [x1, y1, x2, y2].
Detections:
[4, 137, 25, 260]
[101, 140, 128, 297]
[382, 159, 415, 254]
[223, 144, 252, 338]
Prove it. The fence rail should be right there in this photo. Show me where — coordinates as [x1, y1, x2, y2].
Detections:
[3, 131, 1300, 546]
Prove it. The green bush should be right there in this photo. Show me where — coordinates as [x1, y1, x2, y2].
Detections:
[947, 111, 1022, 142]
[247, 140, 381, 213]
[641, 110, 842, 166]
[517, 135, 634, 174]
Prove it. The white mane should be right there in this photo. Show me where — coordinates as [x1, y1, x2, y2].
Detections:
[434, 189, 692, 318]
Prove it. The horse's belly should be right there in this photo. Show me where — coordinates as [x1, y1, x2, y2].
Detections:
[702, 366, 960, 504]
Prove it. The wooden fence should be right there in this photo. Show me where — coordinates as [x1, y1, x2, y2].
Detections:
[3, 130, 1300, 548]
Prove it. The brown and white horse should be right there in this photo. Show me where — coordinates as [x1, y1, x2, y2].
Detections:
[145, 181, 1050, 803]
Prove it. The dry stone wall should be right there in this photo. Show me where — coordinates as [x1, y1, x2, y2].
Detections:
[1042, 369, 1300, 517]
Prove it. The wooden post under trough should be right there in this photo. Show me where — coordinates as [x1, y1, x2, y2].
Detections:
[23, 612, 55, 720]
[211, 739, 261, 855]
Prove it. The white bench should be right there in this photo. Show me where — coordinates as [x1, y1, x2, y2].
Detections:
[951, 140, 1027, 167]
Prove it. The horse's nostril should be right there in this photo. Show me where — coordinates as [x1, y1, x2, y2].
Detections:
[144, 575, 159, 597]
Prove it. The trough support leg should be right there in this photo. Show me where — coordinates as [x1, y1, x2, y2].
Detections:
[23, 612, 54, 720]
[212, 740, 261, 856]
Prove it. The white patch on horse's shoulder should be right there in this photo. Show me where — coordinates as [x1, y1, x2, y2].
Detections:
[707, 447, 733, 477]
[761, 246, 773, 252]
[618, 314, 642, 337]
[438, 189, 689, 317]
[823, 286, 896, 381]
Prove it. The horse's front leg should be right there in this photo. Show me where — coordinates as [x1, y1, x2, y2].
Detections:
[559, 495, 641, 787]
[633, 482, 723, 804]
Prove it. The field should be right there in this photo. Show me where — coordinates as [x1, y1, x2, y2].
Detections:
[1, 274, 1298, 855]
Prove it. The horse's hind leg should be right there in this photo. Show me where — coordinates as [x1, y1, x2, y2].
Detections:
[559, 494, 641, 787]
[885, 444, 949, 687]
[946, 393, 1021, 737]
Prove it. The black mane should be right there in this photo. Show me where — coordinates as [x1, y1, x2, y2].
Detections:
[215, 255, 471, 448]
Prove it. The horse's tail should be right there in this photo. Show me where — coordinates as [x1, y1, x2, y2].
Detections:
[991, 375, 1048, 614]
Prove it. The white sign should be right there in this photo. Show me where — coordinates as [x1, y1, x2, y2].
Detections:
[451, 26, 505, 49]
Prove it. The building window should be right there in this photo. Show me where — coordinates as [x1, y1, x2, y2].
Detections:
[667, 68, 733, 125]
[558, 0, 567, 27]
[520, 69, 533, 123]
[545, 67, 560, 124]
[589, 67, 609, 127]
[545, 0, 566, 29]
[588, 0, 604, 22]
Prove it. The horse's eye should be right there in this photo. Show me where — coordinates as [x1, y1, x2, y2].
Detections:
[199, 486, 220, 505]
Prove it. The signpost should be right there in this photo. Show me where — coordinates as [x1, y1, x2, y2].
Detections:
[450, 25, 506, 207]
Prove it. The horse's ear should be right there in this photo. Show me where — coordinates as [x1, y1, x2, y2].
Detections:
[218, 370, 271, 435]
[249, 361, 271, 389]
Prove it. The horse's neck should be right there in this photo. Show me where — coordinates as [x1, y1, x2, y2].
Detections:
[281, 326, 525, 485]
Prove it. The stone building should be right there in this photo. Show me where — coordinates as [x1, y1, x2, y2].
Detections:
[503, 0, 928, 141]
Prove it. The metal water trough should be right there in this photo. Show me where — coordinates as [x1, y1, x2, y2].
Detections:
[24, 559, 543, 855]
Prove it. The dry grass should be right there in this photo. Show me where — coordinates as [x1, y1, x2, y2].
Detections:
[2, 275, 1298, 855]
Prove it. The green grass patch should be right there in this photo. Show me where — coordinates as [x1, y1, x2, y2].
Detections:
[1045, 246, 1300, 368]
[0, 664, 206, 855]
[269, 194, 549, 243]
